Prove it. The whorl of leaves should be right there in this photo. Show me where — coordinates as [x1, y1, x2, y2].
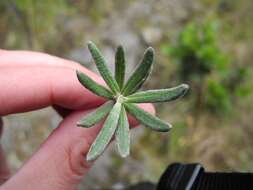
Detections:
[76, 41, 189, 161]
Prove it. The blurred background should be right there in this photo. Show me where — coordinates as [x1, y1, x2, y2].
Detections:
[0, 0, 253, 189]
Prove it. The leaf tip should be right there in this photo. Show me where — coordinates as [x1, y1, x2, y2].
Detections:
[117, 44, 124, 50]
[163, 123, 172, 132]
[181, 83, 189, 89]
[119, 151, 130, 158]
[115, 45, 125, 59]
[76, 70, 82, 82]
[86, 147, 99, 161]
[146, 47, 155, 55]
[87, 40, 94, 46]
[180, 83, 190, 96]
[158, 122, 172, 132]
[87, 41, 97, 51]
[76, 70, 81, 76]
[76, 121, 85, 127]
[86, 153, 96, 161]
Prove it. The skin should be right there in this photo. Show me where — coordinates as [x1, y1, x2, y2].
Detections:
[0, 50, 155, 190]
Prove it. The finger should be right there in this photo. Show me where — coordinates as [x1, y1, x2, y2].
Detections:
[0, 119, 11, 185]
[0, 66, 107, 116]
[1, 104, 154, 190]
[52, 105, 73, 118]
[0, 50, 82, 69]
[0, 50, 109, 116]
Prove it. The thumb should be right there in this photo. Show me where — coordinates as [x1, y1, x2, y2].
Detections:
[1, 103, 154, 190]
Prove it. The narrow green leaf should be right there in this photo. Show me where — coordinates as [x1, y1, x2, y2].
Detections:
[77, 101, 114, 128]
[76, 71, 113, 99]
[124, 103, 171, 132]
[125, 84, 189, 103]
[88, 41, 120, 95]
[115, 106, 130, 157]
[122, 47, 154, 96]
[87, 102, 122, 161]
[115, 45, 125, 90]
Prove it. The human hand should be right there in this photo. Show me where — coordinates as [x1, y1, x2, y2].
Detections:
[0, 50, 154, 190]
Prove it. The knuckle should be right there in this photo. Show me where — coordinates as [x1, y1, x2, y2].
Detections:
[63, 137, 93, 179]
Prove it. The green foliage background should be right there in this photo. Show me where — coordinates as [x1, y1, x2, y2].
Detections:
[1, 0, 253, 189]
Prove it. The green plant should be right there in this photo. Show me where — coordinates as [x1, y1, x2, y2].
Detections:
[0, 0, 74, 49]
[162, 20, 237, 115]
[76, 41, 189, 161]
[163, 20, 229, 81]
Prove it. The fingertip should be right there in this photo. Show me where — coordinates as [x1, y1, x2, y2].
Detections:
[128, 103, 155, 127]
[138, 103, 155, 115]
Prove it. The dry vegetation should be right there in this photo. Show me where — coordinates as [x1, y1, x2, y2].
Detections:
[1, 0, 253, 189]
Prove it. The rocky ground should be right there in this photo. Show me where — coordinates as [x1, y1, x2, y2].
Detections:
[2, 0, 253, 189]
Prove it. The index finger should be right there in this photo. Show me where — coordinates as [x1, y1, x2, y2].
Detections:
[0, 50, 107, 115]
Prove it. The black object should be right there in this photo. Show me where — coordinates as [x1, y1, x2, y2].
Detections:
[157, 163, 253, 190]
